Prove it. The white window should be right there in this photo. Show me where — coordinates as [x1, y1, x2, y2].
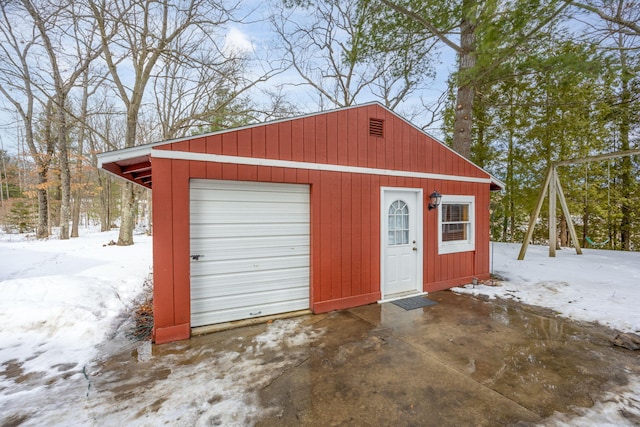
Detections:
[438, 195, 475, 254]
[388, 200, 409, 245]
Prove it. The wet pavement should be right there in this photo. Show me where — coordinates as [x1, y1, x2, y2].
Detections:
[3, 291, 639, 426]
[256, 292, 639, 426]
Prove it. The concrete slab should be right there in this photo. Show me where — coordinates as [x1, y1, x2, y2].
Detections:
[8, 291, 637, 426]
[255, 292, 639, 426]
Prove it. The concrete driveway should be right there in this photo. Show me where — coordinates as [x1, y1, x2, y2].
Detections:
[6, 291, 638, 426]
[254, 292, 639, 426]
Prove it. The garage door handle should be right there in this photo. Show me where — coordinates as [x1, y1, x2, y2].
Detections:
[191, 254, 204, 261]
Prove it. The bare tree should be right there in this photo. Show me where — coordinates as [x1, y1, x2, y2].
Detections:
[572, 0, 640, 36]
[0, 2, 53, 238]
[89, 0, 251, 245]
[19, 0, 103, 239]
[151, 27, 278, 139]
[271, 0, 437, 111]
[86, 92, 126, 232]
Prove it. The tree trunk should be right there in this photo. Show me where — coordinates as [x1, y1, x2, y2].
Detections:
[57, 101, 71, 240]
[117, 182, 136, 246]
[72, 74, 90, 238]
[618, 45, 632, 251]
[98, 171, 111, 232]
[116, 113, 139, 246]
[559, 215, 568, 247]
[452, 0, 476, 159]
[36, 169, 49, 239]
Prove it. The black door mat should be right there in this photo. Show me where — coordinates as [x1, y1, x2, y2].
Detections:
[391, 295, 437, 310]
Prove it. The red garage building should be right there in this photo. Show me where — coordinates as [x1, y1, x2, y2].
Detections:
[99, 103, 503, 344]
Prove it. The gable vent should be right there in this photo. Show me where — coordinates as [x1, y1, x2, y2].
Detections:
[369, 118, 384, 138]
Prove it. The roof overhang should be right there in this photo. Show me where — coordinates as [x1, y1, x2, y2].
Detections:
[490, 177, 505, 192]
[98, 145, 155, 189]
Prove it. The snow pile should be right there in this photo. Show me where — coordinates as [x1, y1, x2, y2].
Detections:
[0, 230, 152, 384]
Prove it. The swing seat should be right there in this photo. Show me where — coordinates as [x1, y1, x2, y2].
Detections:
[586, 236, 610, 246]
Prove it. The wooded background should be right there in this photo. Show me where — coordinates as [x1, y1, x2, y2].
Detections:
[0, 0, 638, 251]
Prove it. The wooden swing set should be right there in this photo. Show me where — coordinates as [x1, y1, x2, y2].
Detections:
[518, 148, 640, 260]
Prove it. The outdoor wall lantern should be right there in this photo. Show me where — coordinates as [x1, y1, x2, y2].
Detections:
[428, 190, 442, 211]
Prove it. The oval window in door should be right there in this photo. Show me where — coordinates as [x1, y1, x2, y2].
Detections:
[388, 200, 409, 245]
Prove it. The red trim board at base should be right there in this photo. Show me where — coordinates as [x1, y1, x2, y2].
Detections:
[154, 323, 190, 344]
[313, 291, 381, 313]
[424, 274, 491, 293]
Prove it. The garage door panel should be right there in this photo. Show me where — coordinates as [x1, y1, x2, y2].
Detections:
[191, 236, 309, 261]
[190, 179, 310, 327]
[192, 206, 309, 225]
[191, 223, 308, 239]
[192, 256, 309, 276]
[191, 179, 309, 194]
[191, 245, 309, 263]
[191, 298, 309, 327]
[192, 287, 309, 312]
[191, 234, 310, 250]
[192, 271, 309, 298]
[191, 188, 309, 203]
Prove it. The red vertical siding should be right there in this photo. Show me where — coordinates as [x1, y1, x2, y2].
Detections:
[152, 157, 174, 329]
[237, 128, 251, 157]
[252, 126, 266, 158]
[291, 119, 304, 161]
[172, 159, 190, 326]
[336, 111, 348, 165]
[279, 121, 292, 160]
[329, 173, 342, 300]
[319, 171, 334, 302]
[315, 114, 327, 164]
[351, 173, 362, 296]
[341, 173, 353, 297]
[361, 174, 372, 293]
[326, 112, 338, 164]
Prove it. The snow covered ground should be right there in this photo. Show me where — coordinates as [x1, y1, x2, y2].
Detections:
[1, 232, 639, 425]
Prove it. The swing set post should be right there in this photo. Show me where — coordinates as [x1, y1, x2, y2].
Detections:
[518, 148, 640, 260]
[518, 167, 553, 260]
[518, 165, 581, 260]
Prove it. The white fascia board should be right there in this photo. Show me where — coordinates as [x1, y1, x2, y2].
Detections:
[151, 149, 494, 185]
[97, 144, 159, 168]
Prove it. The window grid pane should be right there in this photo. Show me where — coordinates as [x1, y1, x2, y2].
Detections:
[442, 203, 470, 243]
[388, 200, 409, 246]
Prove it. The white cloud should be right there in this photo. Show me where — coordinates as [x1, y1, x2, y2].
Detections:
[224, 27, 254, 54]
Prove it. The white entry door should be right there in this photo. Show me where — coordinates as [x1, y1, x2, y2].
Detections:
[382, 189, 422, 298]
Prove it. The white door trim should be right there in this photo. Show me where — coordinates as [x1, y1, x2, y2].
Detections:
[380, 187, 423, 300]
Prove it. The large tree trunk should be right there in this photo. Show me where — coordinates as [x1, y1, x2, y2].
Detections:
[116, 112, 139, 246]
[452, 0, 476, 160]
[618, 45, 632, 251]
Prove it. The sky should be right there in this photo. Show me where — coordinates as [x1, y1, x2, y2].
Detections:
[1, 229, 639, 425]
[0, 1, 455, 156]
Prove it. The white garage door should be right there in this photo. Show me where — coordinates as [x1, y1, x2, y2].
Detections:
[189, 179, 310, 327]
